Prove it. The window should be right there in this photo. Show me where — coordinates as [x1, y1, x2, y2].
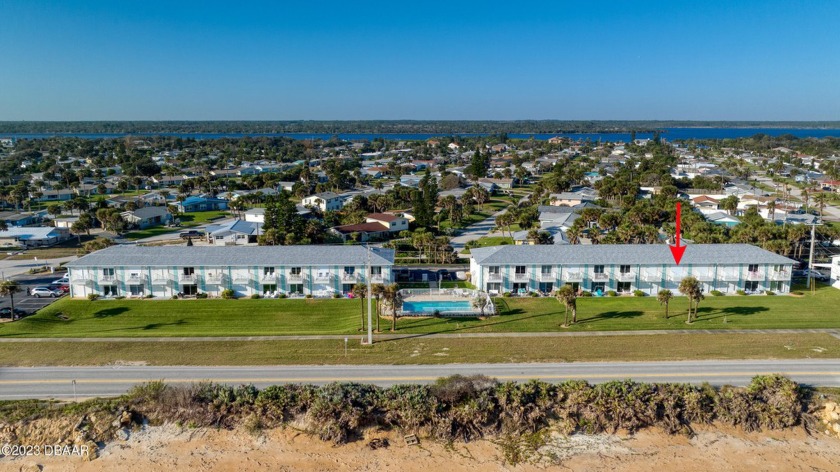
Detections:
[773, 264, 784, 272]
[183, 267, 195, 276]
[102, 285, 118, 297]
[539, 282, 554, 293]
[619, 265, 631, 274]
[290, 267, 302, 275]
[512, 282, 528, 293]
[617, 281, 631, 293]
[344, 266, 355, 275]
[593, 265, 605, 274]
[515, 266, 527, 275]
[102, 268, 115, 277]
[129, 285, 144, 296]
[371, 266, 382, 276]
[263, 267, 275, 276]
[591, 282, 606, 294]
[488, 266, 500, 275]
[769, 281, 782, 291]
[744, 281, 759, 292]
[748, 264, 759, 273]
[486, 282, 502, 293]
[289, 284, 303, 294]
[342, 284, 354, 294]
[541, 265, 552, 275]
[262, 284, 277, 293]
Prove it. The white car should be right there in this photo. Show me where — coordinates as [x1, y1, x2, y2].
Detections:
[31, 286, 62, 298]
[52, 276, 69, 285]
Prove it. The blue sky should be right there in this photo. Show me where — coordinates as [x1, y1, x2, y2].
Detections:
[1, 0, 838, 120]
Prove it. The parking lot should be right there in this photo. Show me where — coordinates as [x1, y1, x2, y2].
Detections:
[0, 272, 69, 318]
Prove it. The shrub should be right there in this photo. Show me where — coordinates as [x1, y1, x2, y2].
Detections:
[503, 292, 512, 297]
[333, 293, 342, 298]
[736, 290, 747, 296]
[250, 294, 261, 299]
[580, 291, 592, 297]
[606, 290, 617, 297]
[305, 294, 313, 299]
[278, 293, 287, 299]
[87, 293, 99, 301]
[529, 291, 539, 297]
[144, 294, 155, 299]
[220, 289, 235, 299]
[114, 295, 126, 300]
[765, 290, 776, 296]
[710, 290, 724, 296]
[171, 294, 179, 299]
[633, 290, 645, 297]
[196, 292, 209, 299]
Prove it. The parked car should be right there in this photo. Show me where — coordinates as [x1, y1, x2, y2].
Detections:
[801, 269, 829, 281]
[179, 230, 204, 239]
[51, 276, 70, 285]
[50, 283, 70, 294]
[31, 286, 63, 298]
[0, 307, 28, 318]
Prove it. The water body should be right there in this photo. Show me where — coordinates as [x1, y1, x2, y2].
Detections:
[3, 128, 840, 141]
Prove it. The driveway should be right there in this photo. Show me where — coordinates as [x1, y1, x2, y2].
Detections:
[0, 272, 69, 318]
[449, 209, 507, 255]
[758, 176, 840, 222]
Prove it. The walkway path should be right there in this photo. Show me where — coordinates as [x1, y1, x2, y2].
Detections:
[2, 328, 838, 342]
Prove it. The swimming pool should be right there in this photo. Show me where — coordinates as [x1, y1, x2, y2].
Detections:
[402, 300, 473, 314]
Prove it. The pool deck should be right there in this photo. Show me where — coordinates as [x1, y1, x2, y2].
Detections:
[402, 293, 468, 302]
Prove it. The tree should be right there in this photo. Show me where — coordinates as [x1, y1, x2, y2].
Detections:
[371, 283, 385, 332]
[0, 280, 22, 319]
[554, 284, 577, 327]
[47, 204, 63, 218]
[352, 282, 367, 331]
[720, 195, 739, 216]
[384, 283, 403, 332]
[678, 276, 703, 323]
[471, 292, 489, 316]
[657, 289, 673, 319]
[472, 186, 489, 210]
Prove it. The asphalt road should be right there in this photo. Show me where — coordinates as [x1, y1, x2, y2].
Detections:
[2, 360, 839, 400]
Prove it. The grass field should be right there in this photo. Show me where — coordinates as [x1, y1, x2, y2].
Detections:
[124, 210, 228, 240]
[5, 236, 95, 260]
[0, 333, 837, 366]
[2, 284, 840, 339]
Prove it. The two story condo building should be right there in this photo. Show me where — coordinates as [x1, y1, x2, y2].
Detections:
[66, 245, 395, 298]
[469, 244, 795, 296]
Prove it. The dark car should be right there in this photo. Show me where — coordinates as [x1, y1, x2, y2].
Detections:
[180, 230, 204, 239]
[50, 283, 70, 294]
[0, 307, 28, 319]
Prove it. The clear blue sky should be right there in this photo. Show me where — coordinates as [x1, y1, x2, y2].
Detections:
[1, 0, 838, 121]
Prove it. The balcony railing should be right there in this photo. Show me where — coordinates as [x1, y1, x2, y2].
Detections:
[487, 273, 502, 282]
[563, 271, 583, 281]
[314, 273, 333, 282]
[591, 272, 609, 281]
[370, 274, 384, 283]
[126, 274, 147, 283]
[770, 269, 790, 280]
[693, 272, 714, 281]
[641, 271, 660, 282]
[342, 273, 359, 282]
[71, 274, 92, 282]
[261, 272, 278, 282]
[616, 271, 635, 281]
[746, 271, 763, 281]
[538, 272, 555, 282]
[205, 273, 225, 284]
[100, 275, 116, 282]
[179, 273, 198, 283]
[719, 271, 740, 281]
[151, 274, 171, 284]
[513, 272, 529, 281]
[287, 273, 305, 282]
[233, 274, 253, 283]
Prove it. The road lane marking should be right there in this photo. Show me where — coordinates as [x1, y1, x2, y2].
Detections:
[2, 371, 839, 385]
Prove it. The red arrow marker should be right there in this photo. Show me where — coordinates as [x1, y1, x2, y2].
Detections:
[669, 202, 686, 265]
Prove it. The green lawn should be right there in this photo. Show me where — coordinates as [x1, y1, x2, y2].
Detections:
[124, 210, 228, 240]
[0, 333, 837, 366]
[2, 284, 840, 339]
[463, 236, 514, 253]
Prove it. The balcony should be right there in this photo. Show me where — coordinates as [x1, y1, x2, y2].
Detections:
[179, 273, 198, 283]
[341, 272, 359, 282]
[125, 274, 147, 284]
[770, 269, 790, 280]
[666, 271, 688, 282]
[591, 272, 609, 281]
[205, 273, 225, 284]
[260, 272, 278, 282]
[641, 271, 661, 282]
[151, 274, 171, 284]
[100, 275, 116, 282]
[563, 271, 583, 282]
[719, 271, 740, 281]
[287, 273, 305, 283]
[696, 272, 714, 282]
[538, 272, 555, 282]
[746, 271, 763, 281]
[513, 272, 530, 282]
[232, 274, 253, 284]
[314, 273, 333, 283]
[487, 272, 502, 282]
[370, 274, 384, 283]
[616, 271, 635, 282]
[70, 273, 92, 282]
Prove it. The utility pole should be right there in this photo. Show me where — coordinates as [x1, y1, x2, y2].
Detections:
[366, 243, 373, 345]
[807, 220, 823, 294]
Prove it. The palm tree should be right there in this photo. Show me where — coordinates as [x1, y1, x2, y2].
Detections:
[554, 284, 577, 327]
[657, 289, 673, 319]
[767, 200, 776, 222]
[0, 280, 22, 319]
[813, 191, 828, 220]
[352, 282, 367, 331]
[371, 283, 385, 332]
[678, 276, 703, 324]
[384, 284, 403, 332]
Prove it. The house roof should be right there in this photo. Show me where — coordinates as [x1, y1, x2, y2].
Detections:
[66, 245, 396, 268]
[206, 220, 262, 236]
[333, 222, 389, 234]
[180, 196, 228, 205]
[124, 206, 170, 219]
[0, 227, 64, 241]
[469, 244, 794, 266]
[692, 196, 720, 204]
[366, 213, 401, 222]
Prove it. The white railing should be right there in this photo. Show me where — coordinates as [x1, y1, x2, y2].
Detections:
[641, 271, 660, 282]
[233, 274, 252, 283]
[719, 271, 740, 281]
[287, 273, 305, 282]
[314, 273, 333, 282]
[770, 269, 789, 280]
[261, 273, 278, 282]
[100, 275, 116, 282]
[513, 272, 529, 281]
[538, 272, 555, 282]
[151, 274, 171, 284]
[592, 272, 609, 280]
[126, 274, 147, 283]
[693, 272, 714, 281]
[563, 271, 583, 281]
[487, 273, 502, 282]
[179, 273, 198, 283]
[370, 274, 384, 283]
[746, 271, 763, 281]
[205, 273, 225, 284]
[342, 273, 359, 282]
[616, 271, 635, 281]
[71, 274, 92, 282]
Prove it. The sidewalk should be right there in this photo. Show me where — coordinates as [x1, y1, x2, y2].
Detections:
[2, 328, 838, 342]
